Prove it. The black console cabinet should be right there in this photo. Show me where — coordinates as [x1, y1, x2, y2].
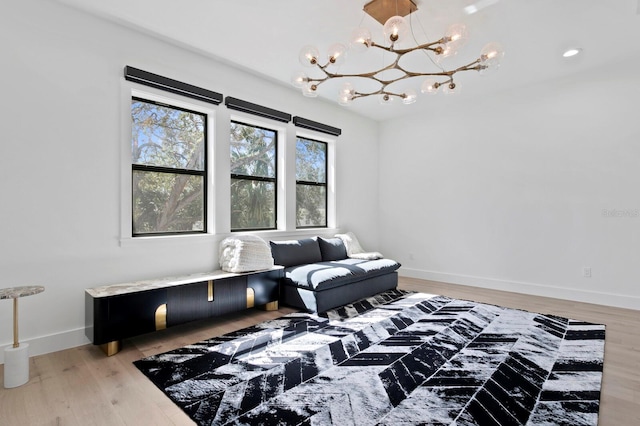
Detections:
[166, 276, 247, 326]
[85, 267, 282, 355]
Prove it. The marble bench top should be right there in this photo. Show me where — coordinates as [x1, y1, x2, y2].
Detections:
[0, 285, 45, 300]
[85, 267, 283, 298]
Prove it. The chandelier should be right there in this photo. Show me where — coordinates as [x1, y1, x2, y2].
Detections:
[291, 0, 504, 105]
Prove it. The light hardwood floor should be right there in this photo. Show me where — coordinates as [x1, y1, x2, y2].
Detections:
[1, 277, 638, 425]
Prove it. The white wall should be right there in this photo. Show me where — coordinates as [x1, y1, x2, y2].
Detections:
[6, 0, 636, 364]
[379, 61, 640, 310]
[0, 0, 380, 361]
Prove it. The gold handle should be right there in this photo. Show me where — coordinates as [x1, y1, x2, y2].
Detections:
[13, 298, 19, 348]
[155, 304, 167, 330]
[247, 288, 255, 309]
[208, 280, 214, 302]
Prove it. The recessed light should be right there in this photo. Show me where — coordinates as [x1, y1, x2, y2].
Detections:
[463, 0, 499, 15]
[562, 48, 582, 58]
[464, 5, 478, 14]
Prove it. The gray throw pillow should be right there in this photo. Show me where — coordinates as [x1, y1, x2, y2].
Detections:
[318, 237, 348, 261]
[270, 238, 322, 267]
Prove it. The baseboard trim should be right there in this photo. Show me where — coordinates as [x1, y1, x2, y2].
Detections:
[400, 267, 640, 311]
[0, 327, 90, 365]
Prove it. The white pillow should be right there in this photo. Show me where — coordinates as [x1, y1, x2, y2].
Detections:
[350, 252, 384, 260]
[335, 232, 383, 260]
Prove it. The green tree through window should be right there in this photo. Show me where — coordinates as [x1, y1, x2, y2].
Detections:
[131, 98, 207, 236]
[296, 137, 327, 228]
[230, 122, 277, 231]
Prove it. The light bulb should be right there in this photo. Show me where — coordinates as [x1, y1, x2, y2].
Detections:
[479, 42, 505, 70]
[402, 89, 417, 105]
[339, 82, 354, 96]
[350, 27, 372, 53]
[421, 79, 439, 94]
[379, 93, 394, 105]
[383, 16, 408, 44]
[299, 45, 319, 67]
[440, 23, 468, 58]
[338, 97, 352, 106]
[437, 44, 454, 60]
[302, 81, 318, 97]
[442, 81, 459, 95]
[444, 23, 468, 49]
[338, 96, 352, 106]
[338, 83, 354, 106]
[290, 71, 308, 88]
[327, 43, 348, 66]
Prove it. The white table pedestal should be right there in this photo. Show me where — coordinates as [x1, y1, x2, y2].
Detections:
[1, 285, 44, 389]
[4, 343, 29, 388]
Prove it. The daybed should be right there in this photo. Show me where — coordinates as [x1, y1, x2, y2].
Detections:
[270, 235, 401, 313]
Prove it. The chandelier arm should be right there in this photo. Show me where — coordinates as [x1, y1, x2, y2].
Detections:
[450, 59, 483, 73]
[352, 90, 382, 99]
[373, 58, 485, 86]
[318, 52, 400, 78]
[299, 38, 492, 99]
[396, 58, 483, 79]
[352, 90, 406, 100]
[308, 75, 330, 83]
[369, 39, 444, 55]
[310, 50, 485, 87]
[311, 59, 484, 94]
[312, 59, 400, 85]
[310, 57, 484, 89]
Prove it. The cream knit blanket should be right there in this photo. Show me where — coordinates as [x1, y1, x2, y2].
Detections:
[219, 235, 274, 273]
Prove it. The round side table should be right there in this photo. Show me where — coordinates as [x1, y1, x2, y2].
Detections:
[1, 285, 45, 388]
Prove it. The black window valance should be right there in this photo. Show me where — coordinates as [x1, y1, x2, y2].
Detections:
[224, 97, 291, 123]
[293, 116, 341, 136]
[124, 66, 223, 105]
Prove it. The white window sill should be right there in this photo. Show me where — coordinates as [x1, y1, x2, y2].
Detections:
[230, 228, 341, 241]
[119, 233, 220, 248]
[119, 228, 341, 248]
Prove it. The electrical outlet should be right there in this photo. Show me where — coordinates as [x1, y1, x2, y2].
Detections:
[583, 267, 592, 278]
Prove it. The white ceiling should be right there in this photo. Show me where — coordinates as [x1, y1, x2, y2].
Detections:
[58, 0, 640, 121]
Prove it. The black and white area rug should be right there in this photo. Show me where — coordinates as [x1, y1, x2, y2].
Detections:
[134, 290, 606, 425]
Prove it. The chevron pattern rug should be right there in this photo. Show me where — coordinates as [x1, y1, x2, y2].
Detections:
[134, 289, 605, 425]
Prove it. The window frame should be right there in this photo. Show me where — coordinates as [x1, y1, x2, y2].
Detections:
[130, 97, 208, 237]
[295, 136, 328, 229]
[229, 120, 279, 232]
[121, 85, 217, 246]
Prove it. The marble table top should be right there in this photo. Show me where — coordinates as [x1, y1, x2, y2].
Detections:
[0, 286, 45, 300]
[86, 266, 283, 298]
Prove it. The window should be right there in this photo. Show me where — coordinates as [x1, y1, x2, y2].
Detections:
[230, 121, 277, 231]
[296, 137, 327, 228]
[131, 97, 207, 236]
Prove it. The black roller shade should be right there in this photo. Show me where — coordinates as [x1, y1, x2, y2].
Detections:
[224, 97, 291, 123]
[293, 116, 342, 136]
[124, 66, 223, 105]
